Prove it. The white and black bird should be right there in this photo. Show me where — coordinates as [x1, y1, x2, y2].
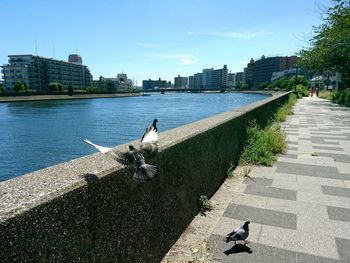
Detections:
[83, 119, 159, 180]
[225, 220, 250, 245]
[141, 118, 158, 142]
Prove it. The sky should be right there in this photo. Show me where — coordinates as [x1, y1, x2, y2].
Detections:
[1, 0, 332, 85]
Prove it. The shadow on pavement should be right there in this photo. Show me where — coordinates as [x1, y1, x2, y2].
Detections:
[224, 244, 253, 255]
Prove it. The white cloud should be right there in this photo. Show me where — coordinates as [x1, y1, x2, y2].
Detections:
[151, 53, 196, 65]
[136, 42, 159, 48]
[192, 31, 274, 40]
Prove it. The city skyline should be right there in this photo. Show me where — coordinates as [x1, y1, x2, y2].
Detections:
[1, 0, 331, 84]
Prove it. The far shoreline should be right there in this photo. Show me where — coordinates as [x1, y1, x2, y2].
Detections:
[0, 93, 143, 103]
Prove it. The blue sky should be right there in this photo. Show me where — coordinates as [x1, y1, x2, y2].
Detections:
[1, 0, 331, 85]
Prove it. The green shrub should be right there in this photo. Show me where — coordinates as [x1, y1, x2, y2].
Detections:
[239, 121, 287, 166]
[199, 195, 212, 212]
[332, 88, 350, 106]
[319, 90, 332, 100]
[296, 84, 309, 98]
[274, 94, 297, 122]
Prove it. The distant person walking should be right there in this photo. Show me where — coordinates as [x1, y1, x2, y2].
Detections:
[310, 87, 315, 97]
[316, 87, 320, 97]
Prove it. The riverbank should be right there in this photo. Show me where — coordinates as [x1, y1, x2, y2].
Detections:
[0, 92, 142, 103]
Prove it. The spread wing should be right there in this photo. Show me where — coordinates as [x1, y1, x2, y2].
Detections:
[84, 139, 112, 154]
[108, 149, 134, 165]
[141, 128, 158, 143]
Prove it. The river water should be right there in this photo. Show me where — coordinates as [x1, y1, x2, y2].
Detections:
[0, 92, 268, 182]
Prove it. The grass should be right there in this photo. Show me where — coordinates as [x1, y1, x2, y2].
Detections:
[236, 93, 297, 167]
[241, 166, 252, 177]
[332, 88, 350, 107]
[274, 93, 297, 122]
[319, 90, 333, 100]
[239, 122, 287, 166]
[199, 195, 212, 214]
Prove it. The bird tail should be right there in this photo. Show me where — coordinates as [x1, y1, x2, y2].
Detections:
[141, 128, 158, 143]
[83, 139, 111, 154]
[134, 164, 159, 181]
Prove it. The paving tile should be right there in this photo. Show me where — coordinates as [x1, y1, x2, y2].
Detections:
[296, 252, 340, 263]
[259, 225, 339, 260]
[276, 162, 349, 180]
[271, 180, 323, 194]
[288, 146, 298, 151]
[208, 234, 297, 263]
[297, 192, 350, 209]
[322, 185, 350, 198]
[230, 192, 267, 209]
[274, 172, 297, 182]
[297, 214, 350, 239]
[266, 198, 328, 218]
[296, 175, 346, 188]
[335, 238, 350, 262]
[311, 137, 340, 145]
[316, 152, 350, 163]
[223, 204, 297, 229]
[281, 153, 298, 159]
[244, 184, 297, 201]
[313, 145, 344, 152]
[243, 177, 273, 186]
[327, 206, 350, 223]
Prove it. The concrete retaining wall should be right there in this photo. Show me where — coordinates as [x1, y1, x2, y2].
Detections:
[0, 91, 290, 262]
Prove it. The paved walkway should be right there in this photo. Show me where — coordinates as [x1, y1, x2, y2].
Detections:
[162, 97, 350, 263]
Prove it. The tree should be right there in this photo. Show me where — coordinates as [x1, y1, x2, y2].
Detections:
[14, 80, 26, 93]
[0, 83, 4, 92]
[68, 85, 74, 96]
[48, 82, 63, 92]
[299, 0, 350, 87]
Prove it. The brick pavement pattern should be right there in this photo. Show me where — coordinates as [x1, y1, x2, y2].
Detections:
[162, 97, 350, 263]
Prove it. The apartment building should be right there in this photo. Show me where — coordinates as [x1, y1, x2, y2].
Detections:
[1, 54, 92, 91]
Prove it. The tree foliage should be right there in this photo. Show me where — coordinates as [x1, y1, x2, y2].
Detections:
[299, 0, 350, 86]
[48, 82, 63, 92]
[14, 80, 27, 92]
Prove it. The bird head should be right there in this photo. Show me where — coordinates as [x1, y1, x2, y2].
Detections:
[153, 119, 158, 124]
[243, 219, 251, 230]
[129, 145, 135, 151]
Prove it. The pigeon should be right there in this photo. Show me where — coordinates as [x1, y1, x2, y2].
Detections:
[141, 119, 158, 142]
[83, 119, 159, 181]
[225, 220, 250, 245]
[129, 145, 159, 180]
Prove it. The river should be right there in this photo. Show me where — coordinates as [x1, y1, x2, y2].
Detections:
[0, 92, 268, 181]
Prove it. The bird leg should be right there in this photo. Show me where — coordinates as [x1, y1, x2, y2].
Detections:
[243, 240, 250, 245]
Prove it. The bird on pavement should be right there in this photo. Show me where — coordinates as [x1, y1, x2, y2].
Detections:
[225, 220, 250, 245]
[83, 119, 159, 180]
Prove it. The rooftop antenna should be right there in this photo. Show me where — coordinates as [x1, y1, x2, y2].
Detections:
[75, 42, 78, 54]
[53, 44, 56, 58]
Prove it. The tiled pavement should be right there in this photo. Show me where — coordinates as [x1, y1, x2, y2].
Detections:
[162, 97, 350, 262]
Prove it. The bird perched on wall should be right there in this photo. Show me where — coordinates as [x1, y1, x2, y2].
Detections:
[225, 220, 250, 245]
[141, 118, 158, 141]
[83, 119, 159, 181]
